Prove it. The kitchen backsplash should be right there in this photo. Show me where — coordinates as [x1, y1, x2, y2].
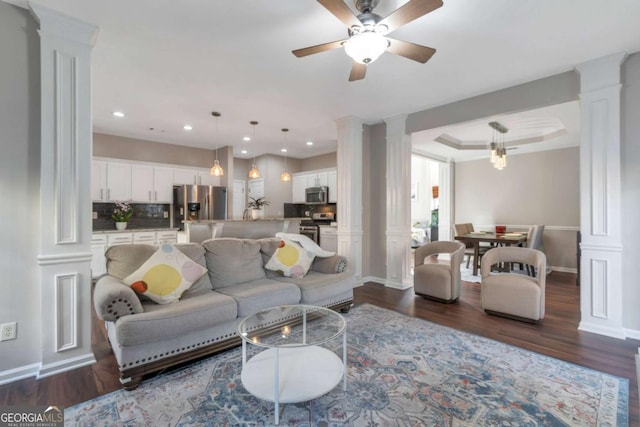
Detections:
[284, 203, 337, 220]
[93, 203, 171, 230]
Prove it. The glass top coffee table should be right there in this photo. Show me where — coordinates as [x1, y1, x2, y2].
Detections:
[237, 304, 347, 425]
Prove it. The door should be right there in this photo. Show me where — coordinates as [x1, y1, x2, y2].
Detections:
[131, 165, 154, 202]
[232, 180, 246, 219]
[154, 167, 174, 202]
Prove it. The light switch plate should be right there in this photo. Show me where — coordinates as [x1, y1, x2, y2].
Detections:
[92, 212, 98, 220]
[163, 211, 169, 218]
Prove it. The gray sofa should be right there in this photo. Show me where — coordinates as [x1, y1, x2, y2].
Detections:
[93, 237, 355, 389]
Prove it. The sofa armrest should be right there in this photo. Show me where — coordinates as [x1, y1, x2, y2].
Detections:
[311, 255, 348, 274]
[93, 275, 144, 322]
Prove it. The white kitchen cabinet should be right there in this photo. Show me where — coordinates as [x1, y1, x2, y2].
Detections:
[106, 162, 132, 202]
[173, 168, 197, 185]
[319, 225, 338, 253]
[131, 165, 155, 202]
[197, 170, 221, 186]
[91, 160, 108, 201]
[157, 230, 178, 245]
[327, 169, 337, 203]
[107, 232, 133, 247]
[153, 166, 174, 202]
[90, 234, 108, 278]
[133, 231, 156, 245]
[131, 165, 174, 202]
[307, 171, 328, 188]
[292, 174, 307, 203]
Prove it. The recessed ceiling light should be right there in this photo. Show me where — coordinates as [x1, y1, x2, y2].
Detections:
[281, 148, 287, 153]
[243, 136, 251, 141]
[241, 150, 248, 154]
[306, 141, 313, 146]
[183, 124, 193, 131]
[112, 111, 125, 118]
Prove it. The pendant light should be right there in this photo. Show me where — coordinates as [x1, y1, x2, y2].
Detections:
[209, 111, 224, 176]
[247, 120, 261, 179]
[280, 128, 291, 182]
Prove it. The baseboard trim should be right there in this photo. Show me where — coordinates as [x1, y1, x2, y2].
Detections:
[551, 266, 578, 274]
[37, 353, 96, 379]
[578, 321, 626, 340]
[359, 276, 385, 285]
[0, 363, 40, 386]
[623, 328, 640, 340]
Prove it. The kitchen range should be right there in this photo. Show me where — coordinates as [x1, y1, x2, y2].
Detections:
[299, 212, 335, 245]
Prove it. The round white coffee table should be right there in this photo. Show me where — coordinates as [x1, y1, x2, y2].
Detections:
[237, 304, 347, 425]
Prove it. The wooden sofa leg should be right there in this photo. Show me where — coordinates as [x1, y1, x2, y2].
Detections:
[121, 375, 142, 391]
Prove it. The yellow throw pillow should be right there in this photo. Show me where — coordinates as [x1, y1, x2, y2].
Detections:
[265, 238, 315, 278]
[123, 244, 207, 304]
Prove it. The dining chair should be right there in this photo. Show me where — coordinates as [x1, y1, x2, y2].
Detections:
[452, 224, 475, 268]
[414, 240, 466, 303]
[525, 225, 545, 276]
[480, 246, 547, 323]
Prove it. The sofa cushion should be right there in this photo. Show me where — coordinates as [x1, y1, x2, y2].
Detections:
[123, 244, 208, 304]
[114, 290, 238, 346]
[105, 243, 213, 294]
[215, 279, 301, 317]
[265, 238, 315, 278]
[272, 270, 354, 305]
[203, 238, 266, 289]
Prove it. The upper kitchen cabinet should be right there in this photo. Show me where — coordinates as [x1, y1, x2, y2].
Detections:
[92, 160, 131, 202]
[327, 169, 337, 203]
[291, 168, 337, 204]
[131, 165, 174, 202]
[292, 175, 307, 203]
[173, 168, 197, 186]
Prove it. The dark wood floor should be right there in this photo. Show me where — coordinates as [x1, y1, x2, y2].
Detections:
[1, 272, 638, 425]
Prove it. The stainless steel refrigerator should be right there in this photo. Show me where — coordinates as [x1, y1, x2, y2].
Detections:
[172, 185, 227, 230]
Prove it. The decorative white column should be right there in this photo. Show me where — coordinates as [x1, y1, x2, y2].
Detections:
[576, 52, 626, 339]
[438, 162, 453, 242]
[336, 116, 364, 281]
[30, 3, 99, 377]
[384, 115, 412, 289]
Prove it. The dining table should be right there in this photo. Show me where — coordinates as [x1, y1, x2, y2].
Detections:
[454, 232, 528, 276]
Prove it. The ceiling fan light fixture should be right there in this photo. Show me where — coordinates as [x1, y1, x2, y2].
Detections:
[344, 31, 388, 64]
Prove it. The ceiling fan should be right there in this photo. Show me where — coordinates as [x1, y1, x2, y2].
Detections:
[292, 0, 443, 81]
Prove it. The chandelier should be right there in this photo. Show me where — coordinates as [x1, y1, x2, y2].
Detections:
[488, 121, 508, 170]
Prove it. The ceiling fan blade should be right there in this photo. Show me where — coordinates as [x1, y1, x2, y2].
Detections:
[317, 0, 362, 29]
[349, 62, 367, 81]
[292, 39, 346, 58]
[379, 0, 443, 33]
[386, 38, 436, 63]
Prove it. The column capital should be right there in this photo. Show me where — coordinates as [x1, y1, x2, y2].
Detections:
[575, 51, 627, 93]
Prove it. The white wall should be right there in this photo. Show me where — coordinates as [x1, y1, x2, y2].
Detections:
[0, 2, 41, 377]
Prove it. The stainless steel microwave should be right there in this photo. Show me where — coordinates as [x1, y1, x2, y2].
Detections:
[305, 186, 328, 205]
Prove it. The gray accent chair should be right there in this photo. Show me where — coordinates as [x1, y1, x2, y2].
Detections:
[414, 240, 466, 303]
[481, 247, 547, 323]
[524, 224, 546, 276]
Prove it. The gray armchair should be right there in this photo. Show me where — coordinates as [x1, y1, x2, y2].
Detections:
[414, 240, 466, 303]
[480, 247, 547, 322]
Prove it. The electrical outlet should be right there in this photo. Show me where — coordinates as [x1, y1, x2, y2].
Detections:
[92, 212, 98, 220]
[163, 211, 169, 218]
[0, 322, 17, 341]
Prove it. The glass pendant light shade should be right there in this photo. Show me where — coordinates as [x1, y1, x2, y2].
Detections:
[280, 128, 291, 182]
[280, 169, 291, 182]
[210, 159, 223, 176]
[248, 121, 261, 179]
[344, 31, 388, 64]
[248, 164, 261, 179]
[210, 111, 224, 176]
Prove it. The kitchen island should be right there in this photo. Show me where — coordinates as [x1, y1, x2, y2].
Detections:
[182, 219, 303, 243]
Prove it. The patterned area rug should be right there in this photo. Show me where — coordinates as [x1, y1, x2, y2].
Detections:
[66, 304, 628, 426]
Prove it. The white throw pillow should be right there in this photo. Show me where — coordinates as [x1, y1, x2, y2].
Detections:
[123, 243, 207, 304]
[265, 238, 315, 278]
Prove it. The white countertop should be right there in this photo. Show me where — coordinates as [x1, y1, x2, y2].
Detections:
[93, 228, 179, 234]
